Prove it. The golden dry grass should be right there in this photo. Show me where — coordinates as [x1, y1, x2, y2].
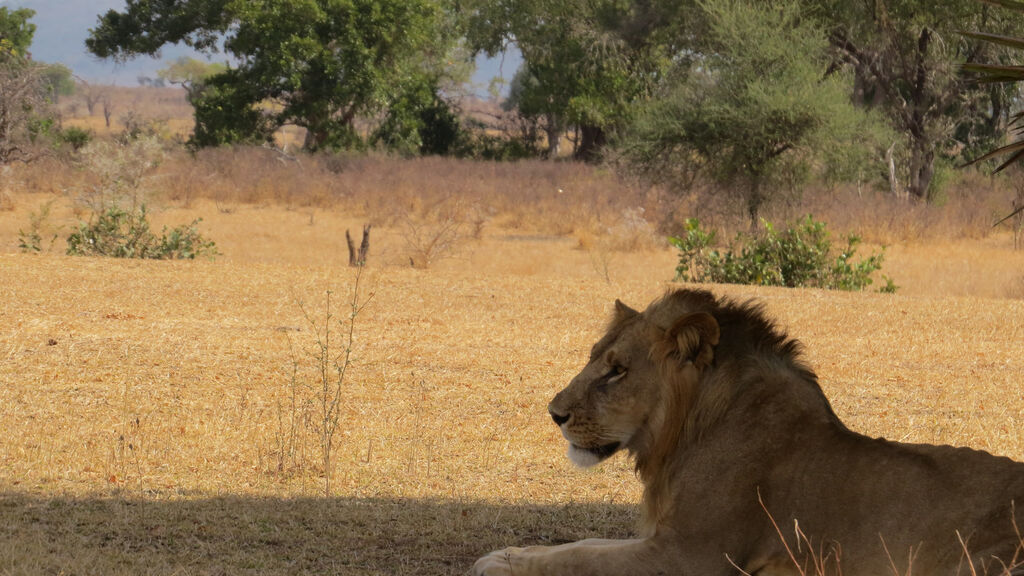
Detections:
[60, 86, 193, 140]
[1, 162, 1024, 574]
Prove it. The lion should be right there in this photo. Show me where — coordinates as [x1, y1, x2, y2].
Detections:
[473, 288, 1024, 576]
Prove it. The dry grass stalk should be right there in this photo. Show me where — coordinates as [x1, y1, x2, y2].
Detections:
[755, 489, 844, 576]
[76, 135, 164, 215]
[587, 237, 616, 284]
[294, 265, 373, 497]
[400, 199, 467, 269]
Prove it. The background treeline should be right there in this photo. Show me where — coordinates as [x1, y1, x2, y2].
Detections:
[2, 0, 1024, 225]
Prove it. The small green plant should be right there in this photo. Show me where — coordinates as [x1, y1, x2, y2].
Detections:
[17, 229, 41, 253]
[17, 200, 57, 253]
[669, 216, 895, 292]
[66, 205, 217, 259]
[155, 217, 219, 259]
[58, 126, 92, 151]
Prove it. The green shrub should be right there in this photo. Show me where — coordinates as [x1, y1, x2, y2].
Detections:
[58, 126, 92, 151]
[154, 217, 219, 259]
[17, 229, 42, 253]
[17, 200, 57, 253]
[669, 216, 894, 292]
[66, 206, 217, 260]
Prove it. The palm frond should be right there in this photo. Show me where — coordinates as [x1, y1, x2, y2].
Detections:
[962, 139, 1024, 171]
[960, 31, 1024, 50]
[960, 62, 1024, 83]
[993, 204, 1024, 227]
[961, 65, 1024, 84]
[962, 0, 1024, 176]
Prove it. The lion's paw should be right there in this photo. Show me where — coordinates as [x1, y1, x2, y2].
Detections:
[470, 547, 524, 576]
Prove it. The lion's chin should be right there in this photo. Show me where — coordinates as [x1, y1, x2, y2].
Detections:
[567, 442, 620, 468]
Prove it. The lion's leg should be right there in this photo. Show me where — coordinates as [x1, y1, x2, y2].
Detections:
[472, 537, 687, 576]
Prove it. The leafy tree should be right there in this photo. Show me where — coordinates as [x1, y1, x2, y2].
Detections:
[0, 7, 54, 165]
[157, 56, 227, 101]
[1, 8, 90, 163]
[0, 60, 49, 164]
[504, 63, 568, 158]
[962, 0, 1024, 173]
[812, 0, 1024, 200]
[622, 0, 888, 228]
[87, 0, 465, 151]
[370, 42, 473, 156]
[40, 63, 74, 103]
[0, 6, 35, 58]
[465, 0, 684, 161]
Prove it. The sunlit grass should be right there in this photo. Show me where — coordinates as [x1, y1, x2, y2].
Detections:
[0, 86, 1020, 572]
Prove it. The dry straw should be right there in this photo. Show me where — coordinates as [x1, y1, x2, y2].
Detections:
[1, 206, 1022, 573]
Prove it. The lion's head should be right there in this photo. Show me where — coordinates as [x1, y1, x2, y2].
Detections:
[548, 288, 814, 523]
[549, 289, 723, 468]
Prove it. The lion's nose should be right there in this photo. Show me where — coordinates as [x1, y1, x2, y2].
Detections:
[549, 409, 570, 426]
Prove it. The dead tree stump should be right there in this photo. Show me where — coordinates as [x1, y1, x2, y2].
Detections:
[346, 224, 371, 267]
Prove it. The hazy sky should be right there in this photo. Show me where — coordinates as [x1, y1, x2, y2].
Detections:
[3, 0, 519, 94]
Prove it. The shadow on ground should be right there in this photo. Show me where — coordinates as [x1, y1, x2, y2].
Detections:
[0, 491, 637, 575]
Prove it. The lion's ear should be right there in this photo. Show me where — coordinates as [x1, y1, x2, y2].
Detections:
[614, 299, 640, 323]
[665, 312, 720, 369]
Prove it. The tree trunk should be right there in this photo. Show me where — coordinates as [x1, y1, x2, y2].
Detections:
[831, 26, 955, 205]
[346, 224, 371, 267]
[851, 67, 884, 108]
[544, 121, 562, 160]
[907, 141, 934, 201]
[886, 142, 907, 201]
[304, 127, 328, 151]
[574, 124, 606, 162]
[746, 177, 764, 232]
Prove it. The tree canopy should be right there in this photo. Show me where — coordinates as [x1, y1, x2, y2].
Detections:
[157, 56, 227, 99]
[0, 7, 68, 164]
[87, 0, 466, 152]
[809, 0, 1024, 199]
[622, 0, 889, 227]
[962, 0, 1024, 173]
[0, 6, 36, 59]
[78, 0, 1024, 193]
[464, 0, 685, 160]
[469, 0, 1023, 201]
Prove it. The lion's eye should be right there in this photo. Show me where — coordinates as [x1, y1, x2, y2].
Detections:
[606, 365, 627, 382]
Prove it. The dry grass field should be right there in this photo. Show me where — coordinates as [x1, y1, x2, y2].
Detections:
[1, 98, 1024, 573]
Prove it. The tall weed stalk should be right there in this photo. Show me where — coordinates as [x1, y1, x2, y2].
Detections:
[295, 267, 373, 497]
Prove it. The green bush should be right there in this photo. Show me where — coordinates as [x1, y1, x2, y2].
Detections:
[669, 216, 895, 292]
[17, 200, 57, 253]
[66, 206, 218, 260]
[58, 126, 92, 151]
